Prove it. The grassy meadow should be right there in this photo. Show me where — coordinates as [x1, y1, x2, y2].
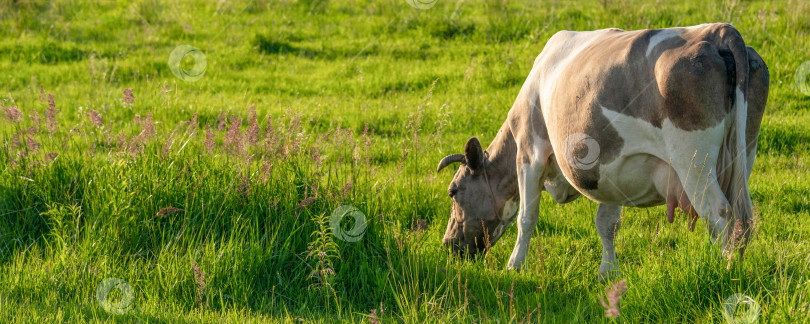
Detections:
[1, 0, 809, 322]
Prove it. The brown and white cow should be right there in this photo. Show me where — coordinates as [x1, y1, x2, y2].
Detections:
[436, 23, 768, 280]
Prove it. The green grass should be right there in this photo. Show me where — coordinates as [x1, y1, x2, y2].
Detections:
[0, 0, 808, 322]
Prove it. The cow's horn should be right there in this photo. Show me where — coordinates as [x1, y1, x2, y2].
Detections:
[437, 154, 465, 172]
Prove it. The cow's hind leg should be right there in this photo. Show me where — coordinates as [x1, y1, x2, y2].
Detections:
[662, 128, 735, 251]
[656, 37, 747, 253]
[596, 203, 622, 282]
[684, 170, 733, 250]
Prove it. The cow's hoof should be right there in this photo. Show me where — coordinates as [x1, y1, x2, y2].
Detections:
[507, 264, 522, 272]
[507, 259, 523, 272]
[598, 263, 621, 283]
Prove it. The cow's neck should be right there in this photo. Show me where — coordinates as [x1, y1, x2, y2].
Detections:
[484, 121, 519, 201]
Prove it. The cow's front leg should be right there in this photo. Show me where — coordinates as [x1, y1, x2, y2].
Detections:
[507, 162, 544, 271]
[595, 203, 622, 282]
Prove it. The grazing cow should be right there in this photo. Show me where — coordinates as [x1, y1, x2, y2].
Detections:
[436, 23, 768, 280]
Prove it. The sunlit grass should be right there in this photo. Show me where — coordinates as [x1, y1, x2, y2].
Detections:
[0, 0, 808, 322]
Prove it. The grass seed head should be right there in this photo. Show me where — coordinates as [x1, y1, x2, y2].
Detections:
[246, 106, 260, 145]
[25, 135, 41, 153]
[599, 279, 627, 318]
[87, 109, 104, 127]
[45, 94, 59, 134]
[162, 131, 175, 158]
[204, 124, 216, 153]
[123, 88, 135, 106]
[45, 152, 58, 162]
[192, 262, 206, 307]
[186, 112, 198, 136]
[217, 111, 227, 131]
[296, 196, 316, 210]
[29, 111, 41, 134]
[4, 105, 21, 123]
[135, 112, 155, 140]
[156, 207, 183, 218]
[340, 180, 353, 199]
[225, 113, 244, 156]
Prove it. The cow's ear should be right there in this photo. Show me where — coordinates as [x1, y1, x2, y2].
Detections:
[464, 137, 484, 171]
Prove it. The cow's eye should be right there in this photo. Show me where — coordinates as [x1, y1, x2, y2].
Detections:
[448, 188, 458, 198]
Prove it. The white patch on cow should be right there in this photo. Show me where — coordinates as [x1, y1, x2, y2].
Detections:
[660, 117, 726, 217]
[743, 88, 757, 179]
[734, 87, 749, 166]
[527, 94, 550, 165]
[490, 224, 506, 244]
[594, 104, 727, 207]
[724, 87, 751, 203]
[531, 134, 548, 165]
[646, 29, 680, 57]
[685, 23, 714, 29]
[501, 198, 520, 222]
[536, 32, 602, 106]
[599, 105, 666, 157]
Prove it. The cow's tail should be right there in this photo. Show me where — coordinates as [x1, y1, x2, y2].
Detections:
[717, 24, 753, 259]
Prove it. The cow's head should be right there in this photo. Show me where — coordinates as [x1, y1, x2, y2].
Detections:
[437, 137, 519, 259]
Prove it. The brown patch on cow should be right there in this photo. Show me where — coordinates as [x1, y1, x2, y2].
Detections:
[594, 29, 685, 128]
[657, 40, 730, 131]
[745, 46, 769, 150]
